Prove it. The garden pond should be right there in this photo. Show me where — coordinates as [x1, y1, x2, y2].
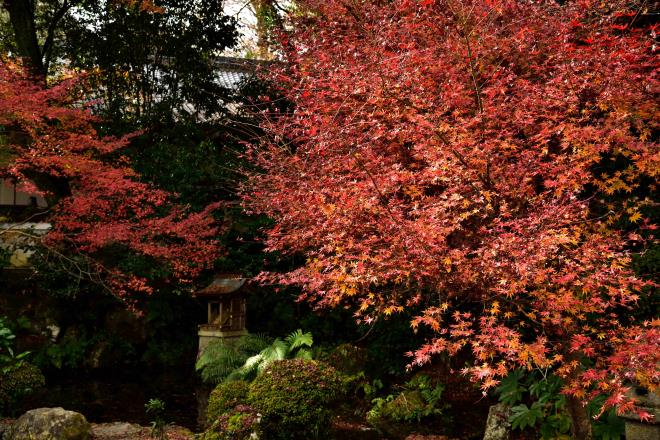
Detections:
[15, 368, 209, 431]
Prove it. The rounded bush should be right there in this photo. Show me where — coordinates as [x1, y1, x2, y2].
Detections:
[247, 359, 343, 440]
[0, 362, 45, 415]
[207, 380, 250, 423]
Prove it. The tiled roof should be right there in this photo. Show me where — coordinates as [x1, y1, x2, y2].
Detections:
[213, 56, 265, 90]
[215, 69, 250, 90]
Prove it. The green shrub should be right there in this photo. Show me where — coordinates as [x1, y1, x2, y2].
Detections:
[247, 359, 343, 440]
[0, 362, 45, 415]
[207, 380, 250, 423]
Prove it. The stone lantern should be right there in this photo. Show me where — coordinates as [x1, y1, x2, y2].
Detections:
[196, 274, 249, 351]
[620, 386, 660, 440]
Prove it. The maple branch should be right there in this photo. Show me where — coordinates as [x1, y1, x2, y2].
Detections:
[433, 129, 490, 193]
[0, 209, 50, 237]
[463, 33, 483, 115]
[0, 228, 106, 292]
[354, 316, 378, 343]
[350, 151, 396, 220]
[628, 0, 648, 28]
[37, 242, 114, 296]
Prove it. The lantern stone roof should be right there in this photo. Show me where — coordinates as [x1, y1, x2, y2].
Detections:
[196, 275, 247, 297]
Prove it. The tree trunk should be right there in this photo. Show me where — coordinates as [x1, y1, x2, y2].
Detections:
[5, 0, 45, 74]
[566, 394, 593, 440]
[251, 0, 281, 59]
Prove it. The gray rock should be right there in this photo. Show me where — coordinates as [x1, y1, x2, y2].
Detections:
[483, 403, 511, 440]
[90, 422, 143, 439]
[8, 408, 90, 440]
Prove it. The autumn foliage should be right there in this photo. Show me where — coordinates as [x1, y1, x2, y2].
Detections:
[0, 60, 221, 297]
[245, 0, 659, 422]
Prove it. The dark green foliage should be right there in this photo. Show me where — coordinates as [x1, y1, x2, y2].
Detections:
[246, 288, 428, 380]
[23, 286, 200, 371]
[0, 316, 43, 415]
[247, 359, 343, 440]
[141, 290, 202, 368]
[35, 334, 90, 370]
[0, 246, 10, 267]
[322, 343, 373, 397]
[495, 370, 625, 440]
[495, 369, 527, 406]
[126, 121, 249, 209]
[246, 287, 359, 340]
[0, 362, 45, 415]
[359, 312, 431, 377]
[496, 371, 571, 439]
[0, 316, 23, 370]
[207, 381, 250, 423]
[30, 252, 100, 298]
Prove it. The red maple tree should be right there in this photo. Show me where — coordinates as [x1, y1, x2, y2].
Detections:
[245, 0, 659, 435]
[0, 60, 221, 299]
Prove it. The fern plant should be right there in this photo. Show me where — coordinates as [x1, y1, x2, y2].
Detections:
[232, 329, 314, 381]
[196, 334, 272, 385]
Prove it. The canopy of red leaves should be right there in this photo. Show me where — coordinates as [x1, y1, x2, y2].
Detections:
[0, 60, 221, 298]
[245, 0, 659, 415]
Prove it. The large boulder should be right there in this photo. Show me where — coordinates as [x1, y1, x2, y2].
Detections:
[8, 408, 90, 440]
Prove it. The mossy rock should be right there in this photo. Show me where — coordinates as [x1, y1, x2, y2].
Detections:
[324, 343, 368, 376]
[382, 390, 427, 421]
[368, 391, 428, 439]
[8, 407, 90, 440]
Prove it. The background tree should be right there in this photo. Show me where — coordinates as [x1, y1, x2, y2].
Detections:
[250, 0, 283, 59]
[244, 1, 659, 437]
[61, 0, 238, 125]
[1, 0, 162, 76]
